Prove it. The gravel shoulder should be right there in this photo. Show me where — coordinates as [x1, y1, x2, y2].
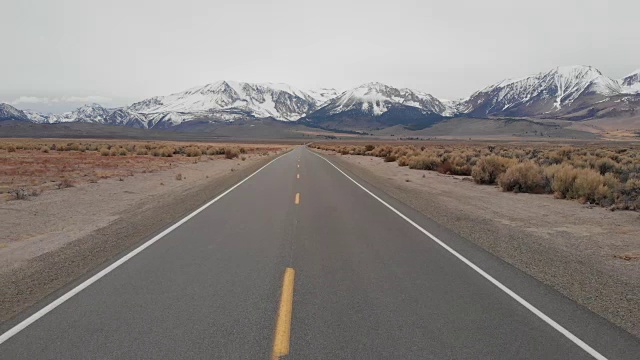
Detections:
[325, 151, 640, 338]
[0, 151, 286, 324]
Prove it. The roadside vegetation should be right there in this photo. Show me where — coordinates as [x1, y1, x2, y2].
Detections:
[0, 139, 284, 200]
[312, 142, 640, 211]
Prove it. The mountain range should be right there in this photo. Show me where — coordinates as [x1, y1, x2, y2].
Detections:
[2, 65, 639, 133]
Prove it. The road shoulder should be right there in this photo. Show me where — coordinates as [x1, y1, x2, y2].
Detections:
[0, 152, 284, 327]
[322, 150, 640, 339]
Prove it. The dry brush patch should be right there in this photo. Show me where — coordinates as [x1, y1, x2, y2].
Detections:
[312, 142, 640, 210]
[0, 139, 287, 200]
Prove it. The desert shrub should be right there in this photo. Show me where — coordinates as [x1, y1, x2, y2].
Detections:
[57, 178, 74, 189]
[100, 147, 110, 156]
[239, 147, 247, 154]
[595, 158, 617, 175]
[41, 146, 50, 153]
[614, 178, 640, 210]
[498, 162, 548, 193]
[571, 168, 608, 203]
[9, 188, 30, 200]
[6, 145, 16, 152]
[384, 155, 397, 162]
[545, 165, 612, 204]
[206, 148, 221, 156]
[160, 147, 174, 157]
[241, 156, 246, 161]
[545, 164, 578, 198]
[365, 144, 375, 152]
[175, 173, 183, 180]
[225, 148, 239, 159]
[136, 148, 148, 155]
[118, 148, 128, 156]
[471, 156, 515, 184]
[397, 156, 409, 166]
[185, 147, 202, 157]
[407, 155, 440, 170]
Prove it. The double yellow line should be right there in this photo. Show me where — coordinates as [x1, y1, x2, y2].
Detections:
[271, 268, 295, 360]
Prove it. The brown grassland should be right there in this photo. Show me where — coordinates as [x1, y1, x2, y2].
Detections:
[0, 138, 285, 200]
[311, 141, 640, 211]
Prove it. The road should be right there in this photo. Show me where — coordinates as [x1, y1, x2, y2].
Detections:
[1, 146, 639, 359]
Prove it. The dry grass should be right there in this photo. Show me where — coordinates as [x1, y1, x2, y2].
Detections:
[312, 142, 640, 210]
[0, 139, 287, 200]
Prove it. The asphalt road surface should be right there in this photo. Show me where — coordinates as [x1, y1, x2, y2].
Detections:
[1, 146, 639, 359]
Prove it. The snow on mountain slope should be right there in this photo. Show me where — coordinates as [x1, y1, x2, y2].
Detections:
[128, 81, 318, 121]
[305, 88, 341, 106]
[316, 82, 447, 117]
[461, 65, 623, 117]
[620, 69, 640, 94]
[106, 108, 149, 128]
[0, 103, 29, 121]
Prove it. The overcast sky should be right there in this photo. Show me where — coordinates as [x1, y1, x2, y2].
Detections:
[3, 0, 639, 112]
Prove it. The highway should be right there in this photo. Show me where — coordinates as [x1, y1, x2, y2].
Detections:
[1, 146, 639, 359]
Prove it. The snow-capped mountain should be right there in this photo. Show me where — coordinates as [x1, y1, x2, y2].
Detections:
[459, 65, 623, 117]
[8, 66, 640, 132]
[0, 103, 29, 121]
[312, 82, 447, 116]
[619, 69, 640, 94]
[305, 88, 341, 106]
[25, 103, 111, 124]
[129, 81, 319, 122]
[106, 108, 149, 128]
[302, 82, 448, 130]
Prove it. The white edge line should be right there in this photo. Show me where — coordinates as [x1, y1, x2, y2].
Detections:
[0, 151, 289, 345]
[309, 149, 607, 360]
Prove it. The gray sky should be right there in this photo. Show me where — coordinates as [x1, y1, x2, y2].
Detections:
[3, 0, 639, 112]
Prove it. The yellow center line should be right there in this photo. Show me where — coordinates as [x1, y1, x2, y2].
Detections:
[294, 193, 300, 204]
[271, 268, 295, 360]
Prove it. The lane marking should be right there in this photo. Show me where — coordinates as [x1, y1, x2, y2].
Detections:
[0, 152, 291, 346]
[297, 164, 300, 168]
[296, 174, 300, 179]
[309, 150, 607, 360]
[271, 267, 295, 360]
[294, 193, 300, 205]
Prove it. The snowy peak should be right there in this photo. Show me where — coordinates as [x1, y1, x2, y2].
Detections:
[321, 82, 446, 116]
[462, 65, 625, 117]
[129, 80, 318, 121]
[305, 87, 340, 106]
[620, 69, 640, 94]
[0, 103, 29, 121]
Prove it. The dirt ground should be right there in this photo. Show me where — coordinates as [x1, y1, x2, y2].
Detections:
[326, 151, 640, 338]
[0, 146, 288, 323]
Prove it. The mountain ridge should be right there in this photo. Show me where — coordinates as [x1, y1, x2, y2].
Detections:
[4, 65, 639, 131]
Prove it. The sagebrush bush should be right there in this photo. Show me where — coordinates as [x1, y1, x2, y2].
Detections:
[545, 164, 577, 198]
[185, 147, 202, 157]
[571, 168, 608, 204]
[498, 162, 547, 193]
[310, 142, 640, 210]
[471, 156, 516, 184]
[225, 148, 239, 159]
[408, 155, 439, 170]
